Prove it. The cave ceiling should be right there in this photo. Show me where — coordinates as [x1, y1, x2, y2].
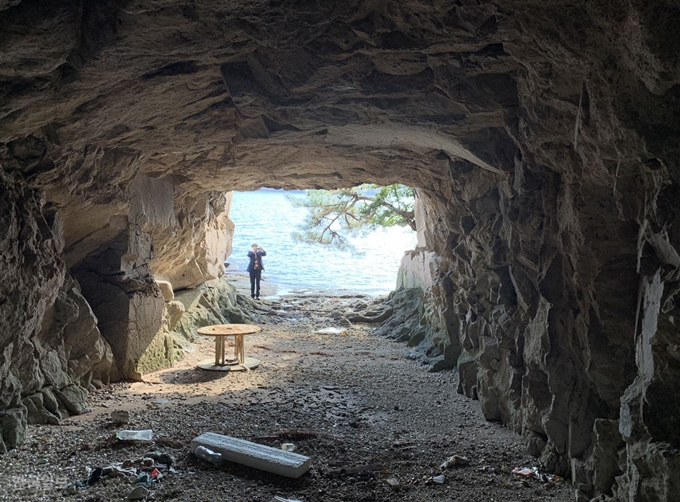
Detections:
[1, 0, 529, 193]
[1, 0, 679, 249]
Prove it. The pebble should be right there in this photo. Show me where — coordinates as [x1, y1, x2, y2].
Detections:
[111, 410, 130, 423]
[127, 486, 149, 500]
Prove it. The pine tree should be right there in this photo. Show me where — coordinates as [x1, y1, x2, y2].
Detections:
[287, 184, 415, 251]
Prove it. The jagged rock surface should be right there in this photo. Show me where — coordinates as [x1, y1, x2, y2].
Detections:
[1, 1, 679, 500]
[374, 288, 460, 373]
[0, 170, 113, 450]
[151, 191, 234, 291]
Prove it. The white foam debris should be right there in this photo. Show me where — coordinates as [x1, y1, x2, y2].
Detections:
[190, 432, 312, 479]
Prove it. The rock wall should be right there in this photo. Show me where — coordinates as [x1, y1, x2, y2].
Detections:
[391, 152, 680, 501]
[0, 169, 113, 451]
[72, 173, 235, 380]
[151, 191, 233, 291]
[406, 84, 679, 502]
[375, 288, 460, 373]
[390, 196, 461, 372]
[72, 173, 173, 381]
[364, 4, 680, 498]
[0, 165, 240, 445]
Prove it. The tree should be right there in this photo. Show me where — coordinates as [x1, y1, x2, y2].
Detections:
[287, 184, 416, 251]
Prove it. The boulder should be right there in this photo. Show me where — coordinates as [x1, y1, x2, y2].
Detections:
[55, 385, 88, 416]
[173, 279, 251, 343]
[166, 301, 186, 330]
[0, 407, 27, 450]
[156, 280, 175, 301]
[22, 394, 60, 425]
[376, 288, 457, 372]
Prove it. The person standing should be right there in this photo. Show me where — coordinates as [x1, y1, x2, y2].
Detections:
[247, 243, 266, 300]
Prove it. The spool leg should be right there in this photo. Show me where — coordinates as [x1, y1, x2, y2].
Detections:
[234, 335, 244, 364]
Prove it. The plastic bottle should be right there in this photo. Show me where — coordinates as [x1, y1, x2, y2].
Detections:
[194, 446, 224, 465]
[116, 429, 153, 441]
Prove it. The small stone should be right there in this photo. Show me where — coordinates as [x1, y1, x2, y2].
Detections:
[386, 478, 400, 489]
[111, 410, 130, 423]
[440, 455, 470, 469]
[127, 486, 149, 500]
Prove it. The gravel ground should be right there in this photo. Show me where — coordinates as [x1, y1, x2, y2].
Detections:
[0, 295, 573, 502]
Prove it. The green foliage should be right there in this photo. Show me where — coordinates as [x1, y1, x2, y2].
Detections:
[286, 184, 416, 251]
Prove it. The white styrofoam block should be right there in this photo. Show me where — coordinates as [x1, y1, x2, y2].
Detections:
[190, 432, 312, 478]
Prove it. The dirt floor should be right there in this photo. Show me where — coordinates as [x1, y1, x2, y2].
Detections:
[0, 294, 574, 502]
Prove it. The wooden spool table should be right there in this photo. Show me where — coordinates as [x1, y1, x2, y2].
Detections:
[196, 324, 261, 371]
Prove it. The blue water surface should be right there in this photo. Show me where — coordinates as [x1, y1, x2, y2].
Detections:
[225, 189, 417, 297]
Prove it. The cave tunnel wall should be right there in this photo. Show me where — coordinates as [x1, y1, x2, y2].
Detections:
[1, 0, 680, 499]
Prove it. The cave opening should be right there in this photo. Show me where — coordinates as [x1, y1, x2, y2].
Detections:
[225, 186, 419, 298]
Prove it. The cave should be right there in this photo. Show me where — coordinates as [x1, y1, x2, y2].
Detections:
[1, 1, 680, 500]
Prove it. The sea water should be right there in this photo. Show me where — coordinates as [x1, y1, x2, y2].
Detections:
[225, 189, 418, 297]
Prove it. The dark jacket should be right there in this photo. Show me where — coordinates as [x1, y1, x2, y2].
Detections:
[247, 250, 266, 273]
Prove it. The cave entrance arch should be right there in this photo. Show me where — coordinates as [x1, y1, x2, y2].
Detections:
[224, 187, 418, 298]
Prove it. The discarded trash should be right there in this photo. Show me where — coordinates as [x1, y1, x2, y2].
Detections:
[313, 327, 346, 335]
[68, 450, 176, 494]
[135, 472, 151, 486]
[103, 465, 136, 478]
[111, 410, 130, 423]
[440, 454, 470, 469]
[191, 432, 311, 478]
[145, 451, 175, 467]
[75, 467, 104, 488]
[511, 466, 560, 483]
[425, 473, 446, 485]
[117, 429, 153, 442]
[194, 445, 224, 465]
[512, 467, 535, 477]
[271, 497, 302, 502]
[152, 399, 169, 405]
[386, 477, 400, 489]
[127, 486, 149, 500]
[281, 443, 297, 452]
